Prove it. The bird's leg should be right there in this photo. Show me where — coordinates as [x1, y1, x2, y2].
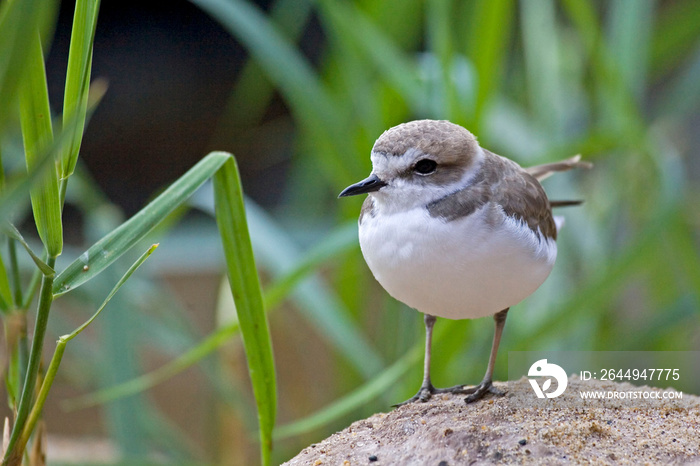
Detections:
[460, 308, 509, 403]
[436, 308, 509, 400]
[394, 314, 437, 406]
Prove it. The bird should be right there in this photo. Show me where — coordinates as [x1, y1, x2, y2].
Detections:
[338, 119, 591, 405]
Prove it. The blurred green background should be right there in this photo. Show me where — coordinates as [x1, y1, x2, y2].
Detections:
[2, 0, 699, 464]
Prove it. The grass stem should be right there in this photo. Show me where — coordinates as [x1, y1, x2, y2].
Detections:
[18, 338, 66, 455]
[8, 240, 22, 306]
[2, 256, 55, 466]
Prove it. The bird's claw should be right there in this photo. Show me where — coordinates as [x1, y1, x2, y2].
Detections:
[394, 381, 505, 407]
[461, 381, 504, 403]
[393, 384, 436, 407]
[424, 381, 504, 403]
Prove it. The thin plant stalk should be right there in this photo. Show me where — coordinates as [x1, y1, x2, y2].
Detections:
[17, 244, 158, 453]
[8, 240, 22, 306]
[17, 340, 64, 455]
[2, 257, 55, 466]
[20, 269, 42, 311]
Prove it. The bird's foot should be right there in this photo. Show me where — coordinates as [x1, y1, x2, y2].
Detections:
[458, 380, 504, 404]
[424, 381, 505, 403]
[393, 383, 438, 407]
[394, 381, 505, 407]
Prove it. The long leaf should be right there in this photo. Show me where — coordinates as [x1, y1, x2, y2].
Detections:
[213, 157, 276, 466]
[52, 151, 231, 296]
[60, 0, 101, 179]
[66, 244, 158, 342]
[0, 0, 58, 131]
[0, 151, 51, 226]
[0, 80, 106, 226]
[19, 244, 157, 453]
[0, 223, 54, 276]
[19, 33, 63, 259]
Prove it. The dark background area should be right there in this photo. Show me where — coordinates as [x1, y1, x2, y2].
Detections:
[46, 0, 302, 215]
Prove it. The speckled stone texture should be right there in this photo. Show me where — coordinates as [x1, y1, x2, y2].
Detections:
[284, 376, 699, 465]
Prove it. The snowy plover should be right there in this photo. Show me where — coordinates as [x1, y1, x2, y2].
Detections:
[339, 120, 590, 405]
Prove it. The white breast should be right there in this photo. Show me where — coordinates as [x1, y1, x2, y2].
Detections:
[358, 204, 557, 320]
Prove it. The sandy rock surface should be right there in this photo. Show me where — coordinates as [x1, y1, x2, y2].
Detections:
[284, 376, 699, 465]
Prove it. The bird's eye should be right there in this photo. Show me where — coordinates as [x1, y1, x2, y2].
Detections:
[414, 159, 437, 175]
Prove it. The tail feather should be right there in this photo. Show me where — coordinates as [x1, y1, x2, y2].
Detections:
[526, 154, 593, 181]
[550, 200, 584, 208]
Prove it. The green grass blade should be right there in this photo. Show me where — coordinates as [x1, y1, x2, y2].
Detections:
[19, 33, 63, 259]
[20, 244, 156, 451]
[0, 158, 48, 226]
[8, 240, 22, 306]
[1, 223, 54, 276]
[5, 342, 21, 409]
[0, 145, 4, 190]
[213, 156, 276, 466]
[0, 0, 58, 131]
[65, 244, 158, 342]
[0, 80, 106, 226]
[52, 151, 231, 296]
[60, 0, 101, 179]
[0, 249, 12, 311]
[2, 254, 55, 465]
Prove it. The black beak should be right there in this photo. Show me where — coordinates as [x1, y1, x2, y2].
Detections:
[338, 174, 387, 198]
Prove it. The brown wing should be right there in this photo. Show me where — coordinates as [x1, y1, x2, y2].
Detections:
[426, 150, 557, 240]
[483, 151, 558, 240]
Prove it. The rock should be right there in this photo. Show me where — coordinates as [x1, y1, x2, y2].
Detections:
[283, 376, 700, 465]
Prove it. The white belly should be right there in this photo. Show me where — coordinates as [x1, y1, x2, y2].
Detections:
[358, 205, 557, 320]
